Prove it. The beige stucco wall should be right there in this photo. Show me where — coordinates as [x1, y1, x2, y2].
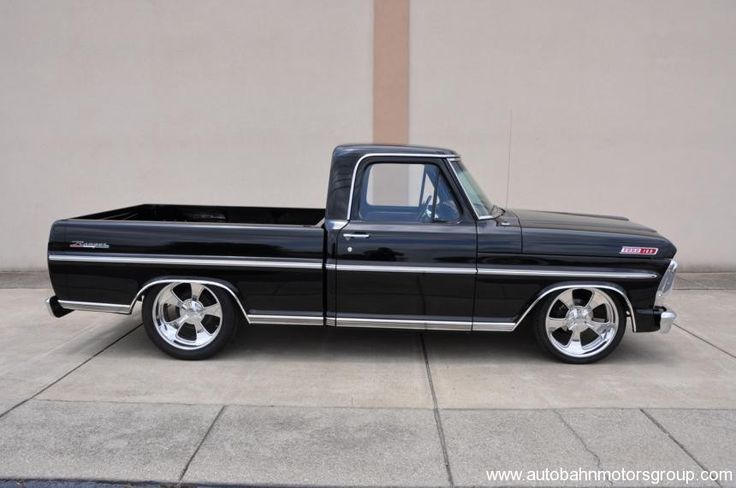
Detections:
[411, 0, 736, 271]
[0, 0, 373, 269]
[2, 0, 735, 270]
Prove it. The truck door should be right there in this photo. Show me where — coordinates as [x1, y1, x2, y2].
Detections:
[333, 157, 477, 330]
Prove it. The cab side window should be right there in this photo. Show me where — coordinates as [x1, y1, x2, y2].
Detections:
[357, 163, 460, 223]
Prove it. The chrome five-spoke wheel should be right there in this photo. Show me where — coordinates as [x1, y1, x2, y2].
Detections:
[142, 282, 237, 359]
[534, 287, 626, 364]
[153, 283, 222, 349]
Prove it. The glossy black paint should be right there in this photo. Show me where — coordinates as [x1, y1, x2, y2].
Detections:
[334, 221, 477, 322]
[49, 219, 324, 314]
[330, 154, 478, 322]
[48, 144, 676, 332]
[514, 209, 677, 258]
[474, 215, 673, 325]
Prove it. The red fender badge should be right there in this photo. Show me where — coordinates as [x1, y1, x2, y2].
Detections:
[620, 246, 658, 255]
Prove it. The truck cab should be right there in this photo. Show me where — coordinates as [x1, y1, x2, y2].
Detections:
[324, 145, 510, 330]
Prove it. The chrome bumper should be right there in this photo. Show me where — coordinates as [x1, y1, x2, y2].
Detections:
[659, 309, 677, 334]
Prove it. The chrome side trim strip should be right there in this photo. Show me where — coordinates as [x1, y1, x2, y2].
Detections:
[472, 322, 517, 332]
[513, 283, 638, 332]
[335, 264, 476, 274]
[50, 252, 655, 280]
[248, 314, 324, 326]
[54, 280, 251, 320]
[131, 279, 250, 321]
[48, 253, 323, 270]
[325, 219, 348, 231]
[57, 300, 130, 314]
[336, 317, 471, 331]
[335, 284, 637, 333]
[477, 267, 658, 280]
[329, 263, 654, 279]
[346, 152, 456, 220]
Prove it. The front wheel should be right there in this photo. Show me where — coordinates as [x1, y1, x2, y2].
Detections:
[142, 282, 238, 360]
[533, 287, 626, 364]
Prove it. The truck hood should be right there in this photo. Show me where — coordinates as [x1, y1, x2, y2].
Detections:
[510, 209, 677, 258]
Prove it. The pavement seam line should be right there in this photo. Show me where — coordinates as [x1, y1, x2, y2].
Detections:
[673, 323, 736, 361]
[420, 333, 455, 488]
[178, 404, 226, 483]
[0, 322, 142, 421]
[553, 410, 612, 486]
[640, 409, 721, 488]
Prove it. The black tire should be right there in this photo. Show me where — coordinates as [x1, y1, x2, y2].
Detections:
[533, 287, 627, 364]
[142, 283, 239, 360]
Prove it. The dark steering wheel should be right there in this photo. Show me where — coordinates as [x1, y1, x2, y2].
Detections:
[417, 195, 433, 223]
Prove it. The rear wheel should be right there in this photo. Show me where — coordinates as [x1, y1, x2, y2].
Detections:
[142, 282, 238, 360]
[533, 287, 626, 364]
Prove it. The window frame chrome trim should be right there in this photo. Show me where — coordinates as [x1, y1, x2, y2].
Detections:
[345, 152, 456, 221]
[48, 253, 323, 270]
[445, 156, 494, 221]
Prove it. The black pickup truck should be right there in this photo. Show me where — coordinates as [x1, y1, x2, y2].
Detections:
[46, 144, 677, 363]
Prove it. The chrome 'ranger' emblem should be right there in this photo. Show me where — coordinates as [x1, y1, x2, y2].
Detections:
[620, 246, 658, 255]
[70, 241, 110, 249]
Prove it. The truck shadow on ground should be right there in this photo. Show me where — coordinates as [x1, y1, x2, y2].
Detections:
[104, 314, 668, 366]
[211, 321, 666, 366]
[36, 317, 682, 407]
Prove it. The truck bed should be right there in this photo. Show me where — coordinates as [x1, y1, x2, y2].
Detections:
[76, 204, 325, 226]
[48, 203, 326, 314]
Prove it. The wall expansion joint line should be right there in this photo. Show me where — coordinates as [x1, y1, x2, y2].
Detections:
[373, 0, 410, 144]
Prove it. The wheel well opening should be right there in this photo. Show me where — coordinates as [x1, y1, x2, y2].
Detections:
[134, 278, 250, 325]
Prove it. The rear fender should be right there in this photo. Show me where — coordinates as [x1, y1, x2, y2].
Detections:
[134, 276, 250, 323]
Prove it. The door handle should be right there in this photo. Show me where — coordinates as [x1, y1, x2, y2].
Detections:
[343, 233, 371, 239]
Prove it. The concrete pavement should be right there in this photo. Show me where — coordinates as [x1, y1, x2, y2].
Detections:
[0, 273, 734, 487]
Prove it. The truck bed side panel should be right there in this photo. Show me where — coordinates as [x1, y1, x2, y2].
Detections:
[48, 220, 325, 317]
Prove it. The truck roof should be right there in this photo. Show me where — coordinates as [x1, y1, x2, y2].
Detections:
[326, 144, 459, 221]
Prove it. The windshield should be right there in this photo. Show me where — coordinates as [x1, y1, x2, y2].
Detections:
[448, 159, 501, 219]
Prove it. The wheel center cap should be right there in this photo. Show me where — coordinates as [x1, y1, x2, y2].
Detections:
[566, 307, 591, 327]
[181, 299, 204, 319]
